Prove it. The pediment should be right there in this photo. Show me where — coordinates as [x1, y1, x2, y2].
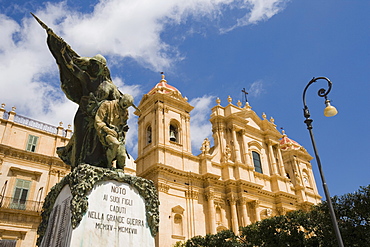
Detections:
[232, 109, 263, 130]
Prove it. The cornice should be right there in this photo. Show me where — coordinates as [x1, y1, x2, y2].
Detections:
[138, 163, 199, 180]
[235, 179, 264, 190]
[138, 93, 194, 114]
[0, 144, 70, 170]
[0, 207, 42, 218]
[273, 191, 299, 201]
[136, 144, 200, 163]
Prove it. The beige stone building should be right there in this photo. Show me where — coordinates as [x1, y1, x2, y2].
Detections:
[135, 74, 321, 247]
[0, 103, 137, 247]
[0, 104, 71, 246]
[0, 74, 321, 247]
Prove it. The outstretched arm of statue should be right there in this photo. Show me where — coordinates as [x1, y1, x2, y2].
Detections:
[61, 44, 73, 70]
[60, 44, 89, 84]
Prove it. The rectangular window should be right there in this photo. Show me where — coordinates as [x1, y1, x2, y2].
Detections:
[26, 135, 38, 152]
[252, 151, 263, 174]
[11, 179, 31, 210]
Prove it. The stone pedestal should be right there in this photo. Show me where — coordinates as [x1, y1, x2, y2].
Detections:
[37, 164, 159, 247]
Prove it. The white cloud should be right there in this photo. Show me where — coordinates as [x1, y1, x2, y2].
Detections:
[0, 0, 287, 155]
[220, 0, 287, 32]
[189, 95, 214, 154]
[248, 80, 264, 97]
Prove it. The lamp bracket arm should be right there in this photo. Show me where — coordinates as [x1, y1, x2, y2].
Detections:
[302, 76, 333, 112]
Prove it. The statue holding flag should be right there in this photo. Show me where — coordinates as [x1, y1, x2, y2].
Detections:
[31, 13, 138, 170]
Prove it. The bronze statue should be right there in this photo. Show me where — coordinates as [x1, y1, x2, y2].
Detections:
[32, 13, 138, 170]
[95, 94, 135, 169]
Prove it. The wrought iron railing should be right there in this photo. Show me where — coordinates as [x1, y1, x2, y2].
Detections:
[0, 196, 43, 212]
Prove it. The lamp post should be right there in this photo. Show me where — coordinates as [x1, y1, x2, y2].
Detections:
[302, 77, 344, 247]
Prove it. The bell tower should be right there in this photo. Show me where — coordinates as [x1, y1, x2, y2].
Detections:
[135, 73, 194, 177]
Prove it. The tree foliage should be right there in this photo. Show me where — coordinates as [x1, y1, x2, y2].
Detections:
[177, 185, 370, 247]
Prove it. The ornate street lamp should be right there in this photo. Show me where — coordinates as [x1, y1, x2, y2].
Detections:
[302, 77, 344, 247]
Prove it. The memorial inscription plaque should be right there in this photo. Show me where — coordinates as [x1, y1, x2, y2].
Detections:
[70, 180, 154, 246]
[37, 164, 159, 247]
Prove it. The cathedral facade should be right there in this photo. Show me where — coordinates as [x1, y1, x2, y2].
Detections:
[0, 75, 320, 247]
[135, 74, 321, 247]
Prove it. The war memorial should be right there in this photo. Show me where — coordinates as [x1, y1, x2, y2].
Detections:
[31, 14, 159, 247]
[0, 12, 322, 247]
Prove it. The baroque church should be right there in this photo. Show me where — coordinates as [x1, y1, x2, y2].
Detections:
[0, 74, 321, 247]
[135, 74, 321, 246]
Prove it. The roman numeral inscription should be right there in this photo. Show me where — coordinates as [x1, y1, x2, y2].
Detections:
[86, 184, 145, 235]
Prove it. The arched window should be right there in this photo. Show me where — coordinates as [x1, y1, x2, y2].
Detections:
[252, 151, 263, 173]
[169, 124, 178, 143]
[146, 125, 152, 144]
[172, 205, 184, 237]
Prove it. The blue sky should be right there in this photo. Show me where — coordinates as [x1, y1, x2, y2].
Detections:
[1, 0, 369, 198]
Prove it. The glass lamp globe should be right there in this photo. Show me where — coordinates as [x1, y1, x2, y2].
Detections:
[324, 100, 338, 117]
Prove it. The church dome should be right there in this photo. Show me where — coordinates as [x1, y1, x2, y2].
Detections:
[147, 73, 180, 95]
[280, 130, 303, 151]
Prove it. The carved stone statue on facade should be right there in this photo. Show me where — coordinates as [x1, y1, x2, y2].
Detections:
[223, 144, 231, 162]
[32, 13, 137, 170]
[201, 138, 210, 154]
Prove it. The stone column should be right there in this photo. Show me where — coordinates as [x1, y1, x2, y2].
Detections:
[241, 131, 250, 166]
[231, 126, 241, 163]
[220, 203, 226, 227]
[228, 196, 239, 234]
[253, 200, 261, 222]
[186, 189, 198, 237]
[276, 146, 285, 176]
[185, 116, 191, 151]
[206, 191, 216, 234]
[218, 124, 226, 155]
[239, 198, 250, 226]
[267, 141, 278, 175]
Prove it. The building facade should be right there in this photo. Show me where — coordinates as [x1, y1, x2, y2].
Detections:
[135, 74, 321, 247]
[0, 104, 71, 247]
[0, 74, 321, 247]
